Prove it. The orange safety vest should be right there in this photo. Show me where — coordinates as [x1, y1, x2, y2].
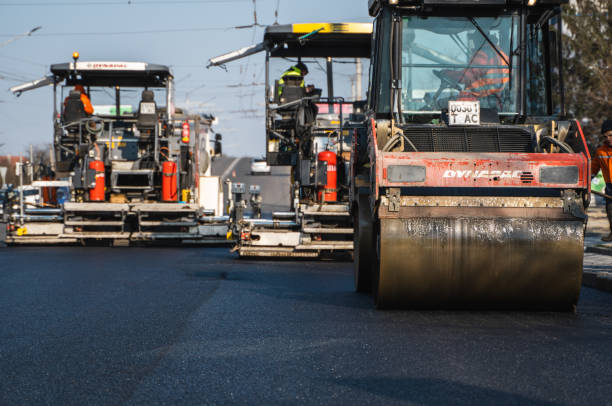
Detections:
[463, 49, 510, 98]
[80, 93, 94, 115]
[64, 91, 94, 115]
[592, 143, 612, 184]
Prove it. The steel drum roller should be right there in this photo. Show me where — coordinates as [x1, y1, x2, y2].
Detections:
[375, 216, 584, 310]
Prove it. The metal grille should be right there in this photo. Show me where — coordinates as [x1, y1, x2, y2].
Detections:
[399, 125, 534, 153]
[520, 172, 534, 184]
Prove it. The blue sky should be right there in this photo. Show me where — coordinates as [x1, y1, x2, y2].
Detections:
[0, 0, 372, 157]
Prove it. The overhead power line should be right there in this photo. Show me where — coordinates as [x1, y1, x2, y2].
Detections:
[235, 0, 264, 29]
[0, 22, 279, 37]
[274, 0, 280, 24]
[0, 0, 250, 5]
[0, 74, 27, 82]
[0, 26, 240, 37]
[0, 54, 46, 67]
[226, 82, 265, 88]
[0, 68, 36, 80]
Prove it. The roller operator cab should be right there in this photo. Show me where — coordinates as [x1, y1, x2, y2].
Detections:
[209, 23, 372, 257]
[354, 0, 591, 309]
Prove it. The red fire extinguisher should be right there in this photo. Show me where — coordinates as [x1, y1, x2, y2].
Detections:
[317, 150, 337, 202]
[162, 161, 178, 202]
[181, 121, 190, 144]
[89, 160, 105, 202]
[41, 175, 57, 205]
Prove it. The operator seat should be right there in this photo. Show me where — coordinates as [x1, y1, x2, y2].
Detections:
[63, 91, 87, 124]
[136, 90, 158, 131]
[276, 77, 317, 137]
[279, 76, 305, 106]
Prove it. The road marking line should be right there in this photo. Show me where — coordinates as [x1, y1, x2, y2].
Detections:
[220, 157, 241, 181]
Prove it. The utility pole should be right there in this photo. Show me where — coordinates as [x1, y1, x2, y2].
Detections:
[18, 155, 24, 224]
[326, 57, 334, 100]
[355, 58, 363, 100]
[29, 144, 34, 183]
[49, 146, 56, 173]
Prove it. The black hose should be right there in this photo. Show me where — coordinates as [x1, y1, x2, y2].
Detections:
[542, 136, 574, 153]
[382, 133, 418, 152]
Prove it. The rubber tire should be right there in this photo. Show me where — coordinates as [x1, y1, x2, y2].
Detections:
[372, 221, 384, 308]
[354, 194, 373, 293]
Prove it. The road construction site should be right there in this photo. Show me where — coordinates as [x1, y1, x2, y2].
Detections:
[2, 158, 611, 406]
[1, 0, 611, 403]
[1, 244, 611, 405]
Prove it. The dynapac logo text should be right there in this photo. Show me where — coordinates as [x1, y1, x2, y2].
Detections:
[443, 170, 522, 179]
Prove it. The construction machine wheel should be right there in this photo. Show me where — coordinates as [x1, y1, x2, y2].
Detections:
[373, 216, 584, 310]
[353, 194, 373, 293]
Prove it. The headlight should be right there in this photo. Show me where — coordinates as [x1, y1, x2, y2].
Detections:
[539, 166, 579, 184]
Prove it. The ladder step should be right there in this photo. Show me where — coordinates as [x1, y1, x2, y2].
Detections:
[302, 227, 354, 234]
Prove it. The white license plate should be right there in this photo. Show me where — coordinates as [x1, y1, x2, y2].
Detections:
[448, 100, 480, 126]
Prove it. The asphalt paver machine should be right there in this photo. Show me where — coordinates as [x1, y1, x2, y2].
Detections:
[209, 23, 372, 257]
[353, 0, 591, 309]
[7, 56, 226, 245]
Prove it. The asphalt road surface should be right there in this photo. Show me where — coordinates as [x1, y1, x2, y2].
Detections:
[1, 247, 611, 405]
[1, 157, 611, 405]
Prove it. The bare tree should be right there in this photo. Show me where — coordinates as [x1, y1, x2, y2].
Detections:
[31, 143, 55, 179]
[563, 0, 612, 147]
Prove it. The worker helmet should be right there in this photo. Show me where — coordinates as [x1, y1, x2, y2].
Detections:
[601, 119, 612, 135]
[295, 61, 309, 75]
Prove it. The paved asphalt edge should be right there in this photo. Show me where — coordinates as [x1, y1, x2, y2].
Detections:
[584, 244, 612, 293]
[583, 270, 612, 292]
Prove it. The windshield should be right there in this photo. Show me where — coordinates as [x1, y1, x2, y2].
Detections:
[401, 15, 519, 116]
[61, 86, 167, 116]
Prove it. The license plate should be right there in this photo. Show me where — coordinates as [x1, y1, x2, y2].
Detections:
[448, 100, 480, 126]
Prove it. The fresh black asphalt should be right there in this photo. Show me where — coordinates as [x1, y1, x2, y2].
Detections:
[1, 246, 611, 405]
[1, 157, 611, 405]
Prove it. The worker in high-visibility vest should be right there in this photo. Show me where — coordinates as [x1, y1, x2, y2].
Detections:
[63, 84, 94, 115]
[592, 119, 612, 241]
[440, 32, 509, 106]
[461, 47, 509, 99]
[278, 62, 309, 96]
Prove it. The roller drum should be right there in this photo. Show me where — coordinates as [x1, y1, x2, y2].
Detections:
[375, 216, 584, 310]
